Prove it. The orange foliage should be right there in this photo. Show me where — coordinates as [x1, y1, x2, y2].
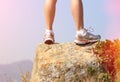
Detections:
[94, 39, 120, 81]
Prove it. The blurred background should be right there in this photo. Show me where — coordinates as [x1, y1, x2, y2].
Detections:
[0, 0, 120, 70]
[0, 0, 120, 81]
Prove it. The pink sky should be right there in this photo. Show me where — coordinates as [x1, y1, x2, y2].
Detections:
[0, 0, 120, 64]
[104, 0, 120, 39]
[0, 0, 40, 64]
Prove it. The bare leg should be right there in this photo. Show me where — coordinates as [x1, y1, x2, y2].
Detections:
[44, 0, 57, 30]
[71, 0, 84, 31]
[71, 0, 101, 44]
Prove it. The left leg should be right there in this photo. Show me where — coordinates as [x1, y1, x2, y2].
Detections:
[43, 0, 57, 44]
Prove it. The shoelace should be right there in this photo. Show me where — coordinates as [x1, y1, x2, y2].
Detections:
[85, 26, 94, 32]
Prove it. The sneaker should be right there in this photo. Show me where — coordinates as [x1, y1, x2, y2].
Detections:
[74, 29, 101, 44]
[44, 31, 55, 44]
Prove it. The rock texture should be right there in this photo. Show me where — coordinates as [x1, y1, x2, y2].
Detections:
[30, 42, 107, 82]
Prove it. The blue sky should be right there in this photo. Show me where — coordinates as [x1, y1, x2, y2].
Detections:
[0, 0, 120, 64]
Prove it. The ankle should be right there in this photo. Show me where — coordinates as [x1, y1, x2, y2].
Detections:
[45, 29, 54, 34]
[76, 28, 87, 37]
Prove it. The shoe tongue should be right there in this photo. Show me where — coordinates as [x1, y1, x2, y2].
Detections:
[77, 29, 87, 36]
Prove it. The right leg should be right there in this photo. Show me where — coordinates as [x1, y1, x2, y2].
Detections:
[44, 0, 57, 44]
[44, 0, 57, 30]
[71, 0, 101, 44]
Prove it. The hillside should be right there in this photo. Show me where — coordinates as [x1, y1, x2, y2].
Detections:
[0, 60, 33, 82]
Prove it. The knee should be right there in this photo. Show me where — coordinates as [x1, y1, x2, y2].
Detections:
[71, 0, 82, 2]
[45, 0, 57, 5]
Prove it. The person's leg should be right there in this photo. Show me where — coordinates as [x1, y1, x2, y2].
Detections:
[71, 0, 84, 31]
[44, 0, 57, 44]
[71, 0, 101, 44]
[44, 0, 57, 30]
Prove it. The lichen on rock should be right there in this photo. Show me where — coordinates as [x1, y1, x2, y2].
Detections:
[30, 42, 108, 82]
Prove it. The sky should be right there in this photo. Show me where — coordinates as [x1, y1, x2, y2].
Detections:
[0, 0, 120, 64]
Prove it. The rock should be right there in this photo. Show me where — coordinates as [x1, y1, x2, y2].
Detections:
[30, 42, 107, 82]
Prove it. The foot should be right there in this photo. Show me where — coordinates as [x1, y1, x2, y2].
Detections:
[44, 31, 55, 44]
[74, 29, 101, 44]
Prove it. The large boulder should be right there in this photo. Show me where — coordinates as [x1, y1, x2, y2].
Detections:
[30, 42, 108, 82]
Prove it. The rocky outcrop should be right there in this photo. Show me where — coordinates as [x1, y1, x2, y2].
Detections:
[30, 42, 107, 82]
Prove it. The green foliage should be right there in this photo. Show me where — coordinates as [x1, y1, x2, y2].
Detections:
[87, 66, 98, 76]
[97, 73, 111, 82]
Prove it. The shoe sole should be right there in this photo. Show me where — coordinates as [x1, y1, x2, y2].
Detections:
[74, 39, 100, 45]
[44, 38, 54, 44]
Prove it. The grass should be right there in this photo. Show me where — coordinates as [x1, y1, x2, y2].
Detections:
[21, 71, 31, 82]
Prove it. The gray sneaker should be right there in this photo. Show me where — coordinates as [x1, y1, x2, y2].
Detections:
[44, 31, 55, 44]
[74, 29, 101, 44]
